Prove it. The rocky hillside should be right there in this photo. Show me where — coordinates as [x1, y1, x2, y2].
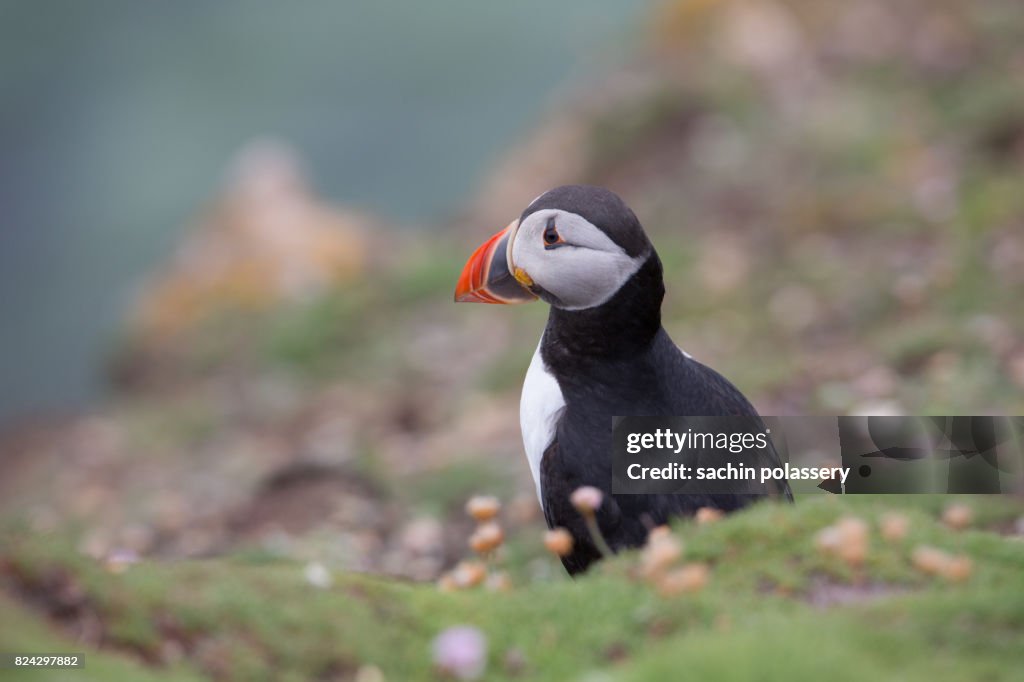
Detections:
[2, 1, 1024, 680]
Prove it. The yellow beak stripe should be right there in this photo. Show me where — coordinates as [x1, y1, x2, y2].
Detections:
[513, 267, 534, 288]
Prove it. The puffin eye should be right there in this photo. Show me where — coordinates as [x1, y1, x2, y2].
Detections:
[543, 224, 563, 248]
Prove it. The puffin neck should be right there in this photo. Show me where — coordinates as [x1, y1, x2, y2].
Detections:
[541, 252, 664, 369]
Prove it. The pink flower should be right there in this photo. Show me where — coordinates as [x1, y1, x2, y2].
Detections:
[570, 486, 604, 515]
[104, 548, 140, 574]
[432, 626, 487, 680]
[303, 561, 333, 589]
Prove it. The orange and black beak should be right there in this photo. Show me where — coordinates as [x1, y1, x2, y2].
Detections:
[454, 221, 538, 304]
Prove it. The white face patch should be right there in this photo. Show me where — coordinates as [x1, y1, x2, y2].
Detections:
[510, 209, 647, 310]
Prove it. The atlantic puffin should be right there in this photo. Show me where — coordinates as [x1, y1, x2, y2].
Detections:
[455, 185, 791, 574]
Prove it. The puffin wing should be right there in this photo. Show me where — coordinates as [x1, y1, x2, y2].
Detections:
[657, 338, 794, 500]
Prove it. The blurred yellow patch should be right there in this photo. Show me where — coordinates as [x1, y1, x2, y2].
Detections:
[133, 139, 370, 342]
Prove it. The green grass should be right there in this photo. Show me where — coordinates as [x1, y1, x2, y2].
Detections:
[3, 495, 1022, 681]
[0, 594, 205, 682]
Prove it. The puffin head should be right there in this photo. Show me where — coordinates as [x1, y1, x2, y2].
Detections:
[455, 185, 654, 310]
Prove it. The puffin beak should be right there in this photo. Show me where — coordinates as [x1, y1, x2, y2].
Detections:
[454, 220, 538, 304]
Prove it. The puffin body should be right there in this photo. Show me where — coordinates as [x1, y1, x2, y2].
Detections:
[456, 186, 791, 574]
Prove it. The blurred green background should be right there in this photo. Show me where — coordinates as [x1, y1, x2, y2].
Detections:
[0, 0, 637, 424]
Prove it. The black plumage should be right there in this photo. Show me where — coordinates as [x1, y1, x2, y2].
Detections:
[528, 191, 792, 575]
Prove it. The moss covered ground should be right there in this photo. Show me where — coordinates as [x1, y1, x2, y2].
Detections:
[3, 495, 1022, 681]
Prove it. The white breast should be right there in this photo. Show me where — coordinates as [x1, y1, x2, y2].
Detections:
[519, 337, 566, 508]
